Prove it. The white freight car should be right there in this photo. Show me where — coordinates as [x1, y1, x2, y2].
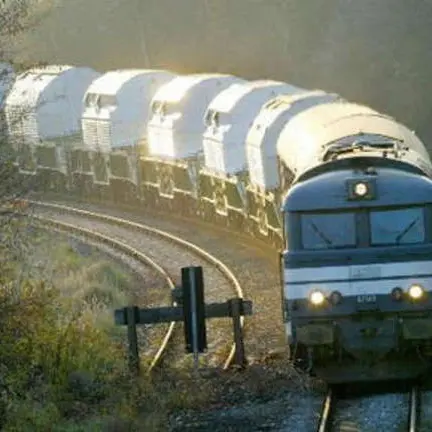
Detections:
[80, 69, 175, 200]
[147, 73, 243, 160]
[246, 91, 341, 191]
[202, 80, 303, 177]
[4, 65, 99, 190]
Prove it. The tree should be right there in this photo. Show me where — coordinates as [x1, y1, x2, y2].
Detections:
[0, 1, 52, 210]
[0, 1, 53, 259]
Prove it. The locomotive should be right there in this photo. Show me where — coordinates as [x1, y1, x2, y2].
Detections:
[3, 63, 432, 383]
[278, 102, 432, 382]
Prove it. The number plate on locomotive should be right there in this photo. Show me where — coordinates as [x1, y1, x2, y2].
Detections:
[356, 294, 377, 303]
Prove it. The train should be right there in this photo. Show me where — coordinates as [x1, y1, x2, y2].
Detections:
[2, 63, 432, 383]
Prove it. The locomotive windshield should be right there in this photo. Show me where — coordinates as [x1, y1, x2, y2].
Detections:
[296, 206, 426, 250]
[370, 207, 425, 246]
[301, 212, 356, 250]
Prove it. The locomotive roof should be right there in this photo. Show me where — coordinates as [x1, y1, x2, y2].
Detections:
[152, 73, 238, 103]
[86, 69, 173, 96]
[283, 166, 432, 211]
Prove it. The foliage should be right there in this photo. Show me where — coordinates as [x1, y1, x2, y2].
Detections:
[0, 0, 53, 211]
[0, 235, 133, 430]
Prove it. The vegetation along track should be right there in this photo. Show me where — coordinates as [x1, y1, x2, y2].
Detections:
[29, 200, 244, 370]
[317, 385, 421, 432]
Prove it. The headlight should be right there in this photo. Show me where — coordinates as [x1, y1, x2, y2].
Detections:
[391, 287, 404, 301]
[330, 290, 343, 305]
[354, 182, 368, 197]
[408, 284, 425, 300]
[309, 290, 325, 306]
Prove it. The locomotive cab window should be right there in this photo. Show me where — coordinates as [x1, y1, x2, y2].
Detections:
[370, 207, 426, 246]
[300, 212, 356, 250]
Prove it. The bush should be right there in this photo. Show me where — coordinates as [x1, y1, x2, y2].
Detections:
[0, 233, 143, 430]
[0, 278, 131, 428]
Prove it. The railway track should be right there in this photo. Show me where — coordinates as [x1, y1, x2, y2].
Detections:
[29, 200, 245, 370]
[317, 385, 421, 432]
[28, 194, 284, 363]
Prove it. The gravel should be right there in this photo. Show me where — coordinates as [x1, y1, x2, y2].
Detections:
[420, 390, 432, 432]
[170, 391, 321, 432]
[333, 392, 409, 432]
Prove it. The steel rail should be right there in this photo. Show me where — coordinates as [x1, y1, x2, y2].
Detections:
[408, 386, 419, 432]
[317, 388, 334, 432]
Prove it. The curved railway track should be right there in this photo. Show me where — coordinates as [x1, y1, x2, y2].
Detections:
[29, 200, 245, 370]
[317, 385, 421, 432]
[27, 194, 286, 362]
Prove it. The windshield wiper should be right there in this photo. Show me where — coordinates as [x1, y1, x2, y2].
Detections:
[395, 217, 420, 244]
[309, 221, 333, 246]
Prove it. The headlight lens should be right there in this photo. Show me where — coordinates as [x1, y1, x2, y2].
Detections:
[354, 182, 368, 197]
[309, 290, 325, 306]
[408, 284, 425, 300]
[391, 287, 404, 301]
[330, 290, 343, 305]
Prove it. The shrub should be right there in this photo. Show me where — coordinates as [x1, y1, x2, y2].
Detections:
[0, 233, 140, 430]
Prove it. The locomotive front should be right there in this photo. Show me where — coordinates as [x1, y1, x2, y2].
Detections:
[278, 102, 432, 383]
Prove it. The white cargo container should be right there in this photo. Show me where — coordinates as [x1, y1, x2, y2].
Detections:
[202, 80, 303, 176]
[5, 65, 100, 172]
[147, 73, 244, 160]
[81, 69, 175, 153]
[276, 102, 431, 178]
[246, 91, 341, 190]
[6, 65, 99, 145]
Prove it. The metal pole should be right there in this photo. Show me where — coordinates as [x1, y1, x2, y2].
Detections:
[230, 298, 246, 367]
[189, 270, 199, 372]
[126, 306, 140, 375]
